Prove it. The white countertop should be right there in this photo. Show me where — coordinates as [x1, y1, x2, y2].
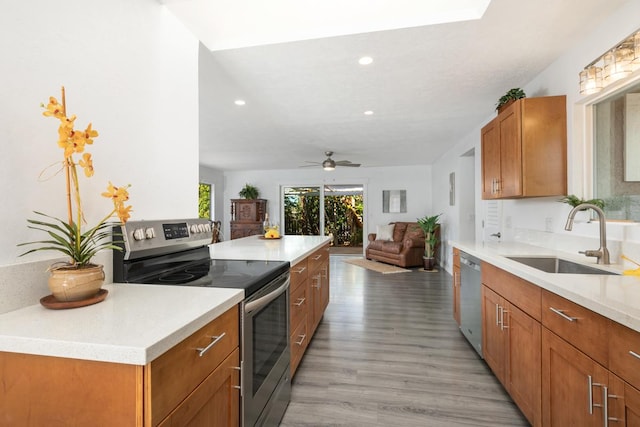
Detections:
[0, 235, 330, 366]
[209, 234, 332, 265]
[0, 283, 243, 365]
[451, 241, 640, 333]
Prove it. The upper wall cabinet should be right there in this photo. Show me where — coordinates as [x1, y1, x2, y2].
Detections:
[481, 96, 567, 200]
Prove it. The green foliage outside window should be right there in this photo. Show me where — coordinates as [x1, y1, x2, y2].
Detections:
[284, 191, 363, 246]
[199, 183, 211, 219]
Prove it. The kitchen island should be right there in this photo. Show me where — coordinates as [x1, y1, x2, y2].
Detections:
[0, 234, 331, 426]
[210, 234, 333, 376]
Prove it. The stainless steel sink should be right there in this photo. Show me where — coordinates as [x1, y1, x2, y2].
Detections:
[506, 256, 619, 275]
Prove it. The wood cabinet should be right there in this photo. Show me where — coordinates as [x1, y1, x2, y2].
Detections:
[452, 247, 460, 326]
[0, 305, 240, 427]
[481, 263, 542, 426]
[290, 257, 309, 376]
[477, 262, 640, 426]
[289, 242, 330, 377]
[542, 327, 609, 427]
[230, 199, 267, 240]
[147, 305, 239, 426]
[481, 95, 567, 200]
[308, 244, 330, 336]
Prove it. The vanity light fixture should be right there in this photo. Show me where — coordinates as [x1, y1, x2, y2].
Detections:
[234, 99, 246, 106]
[603, 40, 634, 83]
[358, 56, 373, 65]
[579, 65, 603, 95]
[579, 27, 640, 95]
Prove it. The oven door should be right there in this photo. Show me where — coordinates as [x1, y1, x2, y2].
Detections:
[242, 271, 291, 427]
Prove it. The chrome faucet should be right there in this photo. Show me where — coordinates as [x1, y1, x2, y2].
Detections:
[564, 203, 610, 265]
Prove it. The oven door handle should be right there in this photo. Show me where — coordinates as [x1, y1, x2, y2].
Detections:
[244, 275, 290, 314]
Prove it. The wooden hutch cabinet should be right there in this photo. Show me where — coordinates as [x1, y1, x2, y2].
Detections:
[230, 199, 267, 240]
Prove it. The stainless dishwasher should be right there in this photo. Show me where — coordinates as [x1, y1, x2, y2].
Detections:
[459, 251, 482, 357]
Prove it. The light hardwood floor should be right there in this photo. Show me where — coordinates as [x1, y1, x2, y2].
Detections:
[280, 255, 529, 427]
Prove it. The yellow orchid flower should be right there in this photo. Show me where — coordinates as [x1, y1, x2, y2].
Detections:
[20, 87, 133, 268]
[79, 153, 94, 177]
[102, 182, 130, 203]
[116, 203, 133, 223]
[42, 96, 65, 119]
[82, 123, 98, 145]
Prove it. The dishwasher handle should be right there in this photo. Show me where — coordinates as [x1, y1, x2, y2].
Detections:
[460, 256, 481, 272]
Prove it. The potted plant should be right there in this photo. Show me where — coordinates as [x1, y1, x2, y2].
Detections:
[239, 183, 259, 199]
[559, 194, 605, 210]
[496, 88, 526, 113]
[417, 214, 441, 271]
[18, 87, 133, 303]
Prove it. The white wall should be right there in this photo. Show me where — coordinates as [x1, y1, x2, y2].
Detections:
[221, 165, 433, 243]
[433, 0, 640, 274]
[0, 0, 199, 309]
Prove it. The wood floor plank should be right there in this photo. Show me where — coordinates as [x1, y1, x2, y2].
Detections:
[280, 255, 529, 426]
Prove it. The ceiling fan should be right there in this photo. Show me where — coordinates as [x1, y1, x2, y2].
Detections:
[301, 151, 361, 171]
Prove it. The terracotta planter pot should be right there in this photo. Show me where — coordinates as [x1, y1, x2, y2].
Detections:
[48, 264, 105, 302]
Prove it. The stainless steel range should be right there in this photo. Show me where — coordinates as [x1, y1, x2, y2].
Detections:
[113, 218, 291, 427]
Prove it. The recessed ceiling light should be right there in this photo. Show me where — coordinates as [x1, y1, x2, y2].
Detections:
[234, 99, 246, 106]
[364, 110, 374, 115]
[358, 56, 373, 65]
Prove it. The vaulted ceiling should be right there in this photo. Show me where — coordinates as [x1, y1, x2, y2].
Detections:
[164, 0, 628, 171]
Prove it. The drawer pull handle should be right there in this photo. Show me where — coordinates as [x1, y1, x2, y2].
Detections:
[295, 334, 307, 346]
[196, 332, 226, 357]
[312, 255, 322, 260]
[549, 307, 577, 322]
[293, 266, 307, 274]
[500, 309, 509, 331]
[294, 297, 306, 306]
[629, 350, 640, 360]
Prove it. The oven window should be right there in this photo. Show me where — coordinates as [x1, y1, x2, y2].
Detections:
[252, 290, 288, 395]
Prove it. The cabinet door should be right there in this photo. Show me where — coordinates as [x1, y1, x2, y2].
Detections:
[481, 118, 501, 199]
[505, 302, 541, 426]
[542, 328, 607, 427]
[623, 381, 640, 425]
[453, 264, 461, 326]
[319, 260, 330, 314]
[308, 271, 322, 335]
[481, 285, 506, 384]
[497, 101, 523, 198]
[158, 348, 240, 427]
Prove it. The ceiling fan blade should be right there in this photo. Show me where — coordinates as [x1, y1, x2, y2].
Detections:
[335, 161, 361, 167]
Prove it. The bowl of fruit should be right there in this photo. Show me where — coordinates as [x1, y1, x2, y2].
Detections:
[263, 225, 281, 239]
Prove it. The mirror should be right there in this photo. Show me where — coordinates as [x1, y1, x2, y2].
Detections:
[593, 80, 640, 221]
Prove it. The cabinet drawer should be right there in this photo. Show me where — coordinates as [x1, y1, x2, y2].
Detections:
[158, 348, 240, 427]
[308, 244, 329, 273]
[541, 290, 609, 367]
[482, 262, 541, 321]
[290, 279, 309, 330]
[148, 305, 239, 425]
[290, 315, 308, 376]
[609, 321, 640, 391]
[290, 258, 308, 293]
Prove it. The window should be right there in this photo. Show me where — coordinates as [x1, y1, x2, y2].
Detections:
[198, 183, 212, 219]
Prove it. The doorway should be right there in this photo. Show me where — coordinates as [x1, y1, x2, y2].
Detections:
[282, 184, 364, 253]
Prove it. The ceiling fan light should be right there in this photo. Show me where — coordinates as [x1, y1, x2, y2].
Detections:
[322, 159, 336, 171]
